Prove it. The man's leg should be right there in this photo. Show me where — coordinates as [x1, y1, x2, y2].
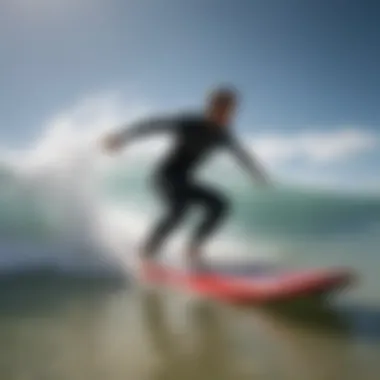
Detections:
[141, 177, 190, 260]
[187, 184, 230, 268]
[142, 202, 188, 259]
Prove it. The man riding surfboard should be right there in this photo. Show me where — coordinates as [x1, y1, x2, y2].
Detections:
[102, 86, 272, 271]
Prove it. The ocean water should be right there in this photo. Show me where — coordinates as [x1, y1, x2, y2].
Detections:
[1, 129, 380, 379]
[1, 139, 379, 299]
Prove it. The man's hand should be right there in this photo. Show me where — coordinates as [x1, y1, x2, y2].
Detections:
[101, 133, 124, 153]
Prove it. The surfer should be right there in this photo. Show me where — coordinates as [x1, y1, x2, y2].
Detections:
[102, 86, 272, 271]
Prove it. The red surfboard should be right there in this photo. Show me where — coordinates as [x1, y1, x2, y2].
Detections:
[141, 260, 355, 305]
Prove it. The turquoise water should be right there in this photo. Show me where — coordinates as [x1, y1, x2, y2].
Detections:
[1, 157, 380, 299]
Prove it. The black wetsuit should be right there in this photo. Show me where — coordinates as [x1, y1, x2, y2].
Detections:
[120, 113, 266, 257]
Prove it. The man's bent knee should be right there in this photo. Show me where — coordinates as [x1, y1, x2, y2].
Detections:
[207, 194, 230, 220]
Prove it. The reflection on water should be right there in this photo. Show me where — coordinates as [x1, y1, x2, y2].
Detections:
[0, 276, 379, 379]
[140, 290, 237, 380]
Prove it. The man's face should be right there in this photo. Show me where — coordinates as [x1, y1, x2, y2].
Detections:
[210, 99, 237, 127]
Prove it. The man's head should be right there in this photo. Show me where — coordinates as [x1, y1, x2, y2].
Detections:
[206, 86, 239, 127]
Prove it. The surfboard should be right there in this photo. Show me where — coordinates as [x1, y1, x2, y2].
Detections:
[141, 260, 355, 305]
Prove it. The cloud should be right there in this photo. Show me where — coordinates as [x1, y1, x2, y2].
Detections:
[249, 129, 378, 165]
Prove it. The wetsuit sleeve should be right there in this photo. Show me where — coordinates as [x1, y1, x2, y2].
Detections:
[116, 115, 181, 144]
[225, 135, 271, 186]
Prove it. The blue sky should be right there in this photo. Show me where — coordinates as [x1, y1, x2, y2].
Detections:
[0, 0, 379, 189]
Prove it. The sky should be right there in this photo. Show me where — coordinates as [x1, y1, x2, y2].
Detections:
[0, 0, 379, 190]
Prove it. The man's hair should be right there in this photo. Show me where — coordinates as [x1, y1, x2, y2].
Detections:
[207, 86, 238, 107]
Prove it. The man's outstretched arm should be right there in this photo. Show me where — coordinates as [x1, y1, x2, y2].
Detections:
[226, 136, 272, 187]
[102, 115, 179, 152]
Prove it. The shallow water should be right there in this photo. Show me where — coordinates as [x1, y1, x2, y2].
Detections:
[0, 275, 379, 380]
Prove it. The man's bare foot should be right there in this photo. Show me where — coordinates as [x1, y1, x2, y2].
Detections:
[138, 248, 166, 279]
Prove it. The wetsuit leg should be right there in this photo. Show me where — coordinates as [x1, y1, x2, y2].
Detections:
[143, 177, 229, 258]
[187, 183, 230, 251]
[143, 176, 191, 258]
